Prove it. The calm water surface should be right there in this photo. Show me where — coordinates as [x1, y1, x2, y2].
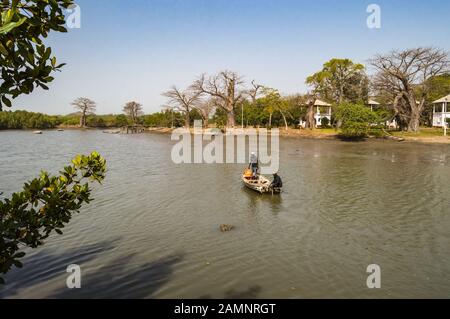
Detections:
[1, 130, 450, 298]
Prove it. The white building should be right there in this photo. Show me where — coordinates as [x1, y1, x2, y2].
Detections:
[432, 94, 450, 127]
[368, 99, 380, 111]
[314, 99, 332, 127]
[368, 99, 398, 129]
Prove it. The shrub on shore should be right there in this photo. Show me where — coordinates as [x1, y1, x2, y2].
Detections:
[335, 103, 379, 138]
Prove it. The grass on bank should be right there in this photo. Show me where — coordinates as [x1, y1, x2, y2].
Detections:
[389, 128, 448, 138]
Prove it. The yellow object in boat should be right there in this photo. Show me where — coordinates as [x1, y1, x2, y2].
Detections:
[243, 169, 253, 178]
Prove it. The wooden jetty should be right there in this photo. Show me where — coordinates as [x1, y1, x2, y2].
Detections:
[120, 125, 145, 134]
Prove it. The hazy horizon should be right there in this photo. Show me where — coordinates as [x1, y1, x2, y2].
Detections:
[11, 0, 450, 115]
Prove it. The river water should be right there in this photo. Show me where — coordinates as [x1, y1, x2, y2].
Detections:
[1, 130, 450, 298]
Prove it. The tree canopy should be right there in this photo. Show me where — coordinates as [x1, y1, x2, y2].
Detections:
[335, 103, 379, 138]
[71, 97, 96, 127]
[0, 0, 73, 110]
[123, 101, 143, 124]
[370, 47, 450, 131]
[307, 58, 368, 105]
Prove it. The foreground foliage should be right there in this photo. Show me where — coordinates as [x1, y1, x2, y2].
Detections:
[0, 0, 74, 110]
[0, 152, 106, 284]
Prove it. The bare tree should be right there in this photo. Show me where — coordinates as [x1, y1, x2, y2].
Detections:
[123, 101, 143, 124]
[196, 98, 217, 128]
[162, 86, 202, 128]
[370, 47, 450, 131]
[246, 80, 264, 103]
[192, 70, 245, 127]
[71, 97, 96, 128]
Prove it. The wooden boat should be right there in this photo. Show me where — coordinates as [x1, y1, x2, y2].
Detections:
[103, 129, 121, 134]
[242, 173, 282, 194]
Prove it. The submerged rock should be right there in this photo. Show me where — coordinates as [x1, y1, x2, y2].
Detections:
[383, 135, 405, 142]
[219, 224, 234, 232]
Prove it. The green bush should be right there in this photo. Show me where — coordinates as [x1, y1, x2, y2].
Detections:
[335, 103, 379, 138]
[0, 152, 106, 284]
[321, 117, 330, 128]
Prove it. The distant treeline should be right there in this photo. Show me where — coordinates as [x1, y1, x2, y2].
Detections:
[0, 105, 309, 130]
[0, 110, 199, 130]
[0, 111, 60, 129]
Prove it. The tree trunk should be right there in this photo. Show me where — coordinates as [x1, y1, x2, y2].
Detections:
[408, 107, 421, 132]
[305, 102, 315, 129]
[185, 111, 190, 128]
[269, 113, 273, 128]
[80, 111, 86, 127]
[281, 112, 288, 130]
[407, 93, 422, 132]
[227, 110, 235, 127]
[202, 114, 209, 128]
[408, 113, 420, 132]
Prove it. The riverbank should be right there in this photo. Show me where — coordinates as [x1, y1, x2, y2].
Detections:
[143, 126, 450, 144]
[4, 126, 450, 144]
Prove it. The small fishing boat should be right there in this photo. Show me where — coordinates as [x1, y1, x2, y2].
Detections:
[242, 170, 282, 194]
[33, 131, 43, 134]
[103, 129, 121, 134]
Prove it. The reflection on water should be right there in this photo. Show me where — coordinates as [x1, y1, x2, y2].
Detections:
[1, 130, 450, 298]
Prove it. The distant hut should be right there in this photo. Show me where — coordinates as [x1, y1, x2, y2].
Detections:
[432, 94, 450, 127]
[314, 99, 332, 128]
[368, 99, 380, 112]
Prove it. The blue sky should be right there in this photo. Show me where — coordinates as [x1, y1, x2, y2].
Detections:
[14, 0, 450, 115]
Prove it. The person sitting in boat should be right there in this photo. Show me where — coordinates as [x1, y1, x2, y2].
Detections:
[249, 152, 259, 177]
[270, 173, 283, 189]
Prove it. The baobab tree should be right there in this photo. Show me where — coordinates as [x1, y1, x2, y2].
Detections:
[192, 70, 245, 127]
[162, 86, 202, 128]
[71, 97, 96, 127]
[123, 101, 143, 124]
[370, 47, 450, 132]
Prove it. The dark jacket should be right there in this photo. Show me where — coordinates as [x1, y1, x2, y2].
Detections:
[271, 175, 283, 188]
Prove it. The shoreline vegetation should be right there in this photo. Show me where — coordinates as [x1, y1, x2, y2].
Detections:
[1, 113, 449, 144]
[2, 53, 450, 145]
[2, 54, 449, 146]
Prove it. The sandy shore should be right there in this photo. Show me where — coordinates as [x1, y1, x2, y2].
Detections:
[143, 127, 450, 145]
[19, 126, 450, 145]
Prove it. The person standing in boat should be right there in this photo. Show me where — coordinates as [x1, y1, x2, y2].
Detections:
[249, 152, 259, 177]
[270, 173, 283, 190]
